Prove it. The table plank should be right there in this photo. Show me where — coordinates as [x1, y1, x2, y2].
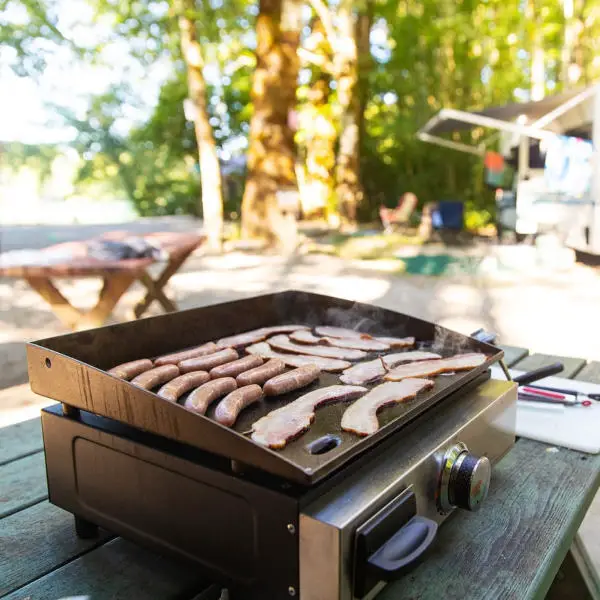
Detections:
[3, 537, 209, 600]
[0, 418, 43, 466]
[498, 345, 529, 367]
[0, 452, 47, 518]
[1, 501, 113, 596]
[380, 438, 600, 600]
[575, 361, 600, 385]
[512, 353, 586, 379]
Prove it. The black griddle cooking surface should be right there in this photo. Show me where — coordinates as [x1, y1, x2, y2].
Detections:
[27, 290, 502, 485]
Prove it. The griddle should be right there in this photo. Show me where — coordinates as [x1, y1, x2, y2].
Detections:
[27, 290, 503, 485]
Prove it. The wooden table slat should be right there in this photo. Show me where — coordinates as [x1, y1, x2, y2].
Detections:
[2, 537, 209, 600]
[0, 501, 113, 597]
[575, 361, 600, 385]
[511, 352, 587, 379]
[498, 344, 529, 367]
[0, 418, 43, 466]
[0, 452, 47, 518]
[380, 439, 600, 600]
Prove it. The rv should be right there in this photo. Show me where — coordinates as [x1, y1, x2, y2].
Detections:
[417, 85, 600, 256]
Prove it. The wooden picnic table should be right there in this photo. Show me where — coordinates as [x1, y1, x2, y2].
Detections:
[1, 346, 599, 600]
[0, 232, 203, 330]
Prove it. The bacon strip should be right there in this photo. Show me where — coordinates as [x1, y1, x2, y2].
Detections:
[384, 353, 487, 381]
[314, 326, 367, 339]
[313, 327, 415, 348]
[340, 351, 442, 385]
[342, 379, 435, 436]
[267, 334, 367, 361]
[375, 336, 415, 348]
[246, 342, 350, 372]
[215, 325, 310, 349]
[251, 385, 367, 449]
[289, 330, 389, 352]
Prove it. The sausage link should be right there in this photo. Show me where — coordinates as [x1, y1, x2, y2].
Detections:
[236, 358, 286, 387]
[179, 348, 239, 374]
[157, 371, 210, 401]
[210, 355, 263, 379]
[263, 364, 321, 396]
[108, 359, 153, 380]
[154, 342, 217, 366]
[214, 385, 264, 427]
[184, 378, 238, 414]
[131, 364, 180, 390]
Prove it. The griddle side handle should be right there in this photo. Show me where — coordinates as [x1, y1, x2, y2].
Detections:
[366, 516, 438, 580]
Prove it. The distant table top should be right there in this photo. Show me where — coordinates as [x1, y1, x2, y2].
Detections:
[1, 346, 600, 600]
[0, 232, 203, 278]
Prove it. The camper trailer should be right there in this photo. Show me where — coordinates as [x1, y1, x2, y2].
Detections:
[417, 85, 600, 256]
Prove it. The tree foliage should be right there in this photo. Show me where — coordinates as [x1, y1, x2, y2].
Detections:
[2, 0, 600, 229]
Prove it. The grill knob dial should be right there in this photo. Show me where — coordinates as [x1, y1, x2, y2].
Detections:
[438, 443, 491, 513]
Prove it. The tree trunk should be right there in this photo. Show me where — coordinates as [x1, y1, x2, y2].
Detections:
[527, 0, 545, 101]
[178, 0, 224, 251]
[301, 15, 336, 219]
[241, 0, 301, 244]
[356, 0, 373, 152]
[334, 0, 363, 227]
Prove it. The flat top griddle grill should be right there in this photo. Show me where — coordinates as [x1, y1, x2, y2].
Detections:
[27, 290, 502, 485]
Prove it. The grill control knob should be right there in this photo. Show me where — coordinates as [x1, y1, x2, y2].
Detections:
[438, 443, 491, 513]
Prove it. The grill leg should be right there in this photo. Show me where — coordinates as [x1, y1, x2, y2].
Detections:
[75, 515, 98, 539]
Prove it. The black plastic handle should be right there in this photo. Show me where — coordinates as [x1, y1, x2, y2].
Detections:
[512, 362, 564, 385]
[367, 516, 438, 579]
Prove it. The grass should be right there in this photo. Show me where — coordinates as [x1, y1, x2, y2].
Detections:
[307, 230, 424, 260]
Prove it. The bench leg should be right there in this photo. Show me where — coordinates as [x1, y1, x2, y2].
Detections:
[26, 274, 136, 330]
[25, 277, 84, 329]
[74, 515, 99, 539]
[133, 251, 191, 318]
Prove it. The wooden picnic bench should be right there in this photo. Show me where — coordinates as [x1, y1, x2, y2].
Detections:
[0, 232, 203, 330]
[1, 346, 599, 600]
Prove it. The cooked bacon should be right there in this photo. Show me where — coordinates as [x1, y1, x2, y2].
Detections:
[251, 385, 367, 449]
[313, 327, 414, 349]
[374, 336, 415, 348]
[246, 342, 350, 372]
[267, 335, 366, 361]
[314, 326, 368, 339]
[339, 351, 442, 385]
[341, 379, 434, 436]
[290, 330, 389, 351]
[215, 325, 310, 349]
[289, 330, 322, 344]
[384, 353, 487, 381]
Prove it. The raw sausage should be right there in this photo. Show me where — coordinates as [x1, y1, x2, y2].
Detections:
[157, 371, 210, 401]
[154, 342, 218, 366]
[108, 359, 153, 380]
[236, 359, 286, 386]
[179, 348, 238, 374]
[214, 385, 264, 427]
[263, 365, 320, 396]
[184, 377, 237, 414]
[131, 364, 180, 390]
[210, 355, 263, 379]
